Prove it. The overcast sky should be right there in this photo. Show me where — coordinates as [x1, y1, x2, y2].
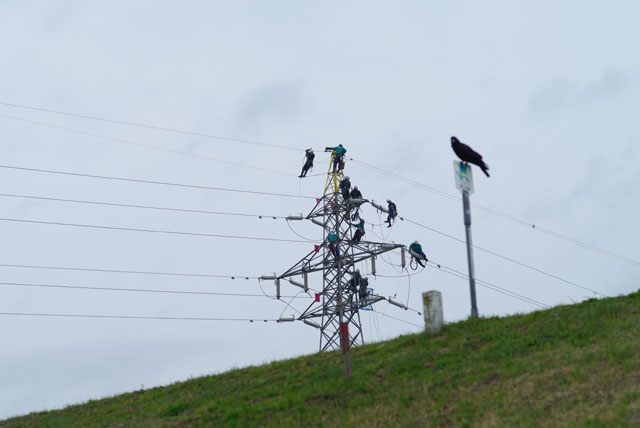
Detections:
[2, 1, 640, 420]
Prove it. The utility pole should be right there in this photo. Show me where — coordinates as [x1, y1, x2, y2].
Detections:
[266, 151, 403, 376]
[454, 161, 479, 318]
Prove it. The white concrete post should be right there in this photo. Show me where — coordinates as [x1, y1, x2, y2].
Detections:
[423, 291, 443, 334]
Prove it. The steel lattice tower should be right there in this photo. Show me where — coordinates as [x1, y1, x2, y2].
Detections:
[273, 152, 403, 371]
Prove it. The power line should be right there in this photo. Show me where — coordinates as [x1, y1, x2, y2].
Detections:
[0, 113, 293, 177]
[9, 105, 628, 269]
[0, 192, 291, 220]
[0, 101, 303, 152]
[470, 239, 609, 297]
[401, 217, 466, 243]
[371, 270, 425, 278]
[0, 263, 260, 279]
[434, 264, 547, 309]
[0, 263, 323, 296]
[0, 175, 610, 299]
[0, 311, 282, 322]
[0, 263, 548, 315]
[0, 177, 595, 302]
[285, 218, 317, 242]
[473, 278, 550, 309]
[0, 114, 294, 177]
[0, 226, 549, 308]
[0, 280, 304, 299]
[0, 164, 316, 199]
[428, 260, 550, 309]
[352, 158, 640, 269]
[529, 225, 640, 268]
[373, 310, 422, 328]
[2, 100, 633, 268]
[403, 217, 609, 297]
[4, 105, 631, 293]
[0, 217, 312, 244]
[352, 158, 459, 202]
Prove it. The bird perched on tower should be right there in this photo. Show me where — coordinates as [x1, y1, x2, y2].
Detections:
[451, 136, 490, 177]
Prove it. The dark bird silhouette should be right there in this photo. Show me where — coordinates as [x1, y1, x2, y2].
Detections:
[451, 136, 490, 177]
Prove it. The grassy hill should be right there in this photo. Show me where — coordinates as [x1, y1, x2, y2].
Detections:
[3, 291, 640, 428]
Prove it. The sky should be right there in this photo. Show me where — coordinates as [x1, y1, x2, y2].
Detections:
[1, 0, 640, 420]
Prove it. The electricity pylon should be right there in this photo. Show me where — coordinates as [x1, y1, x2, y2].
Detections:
[270, 151, 403, 375]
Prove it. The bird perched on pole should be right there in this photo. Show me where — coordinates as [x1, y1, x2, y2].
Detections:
[451, 136, 490, 177]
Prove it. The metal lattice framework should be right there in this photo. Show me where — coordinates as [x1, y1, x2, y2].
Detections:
[275, 153, 403, 354]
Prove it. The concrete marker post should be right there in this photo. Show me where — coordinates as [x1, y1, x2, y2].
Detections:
[423, 291, 443, 334]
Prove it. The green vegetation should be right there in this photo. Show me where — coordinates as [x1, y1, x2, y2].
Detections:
[3, 291, 640, 427]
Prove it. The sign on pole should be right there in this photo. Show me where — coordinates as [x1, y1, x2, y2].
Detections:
[453, 160, 479, 318]
[453, 161, 474, 195]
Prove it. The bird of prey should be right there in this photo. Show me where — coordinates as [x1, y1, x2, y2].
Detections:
[451, 136, 490, 177]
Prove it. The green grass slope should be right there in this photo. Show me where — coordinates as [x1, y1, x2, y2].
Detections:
[3, 291, 640, 428]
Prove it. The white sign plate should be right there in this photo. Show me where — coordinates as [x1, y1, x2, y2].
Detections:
[454, 161, 474, 194]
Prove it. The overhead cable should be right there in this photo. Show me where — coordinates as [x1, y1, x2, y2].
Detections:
[352, 157, 640, 269]
[0, 192, 290, 220]
[0, 311, 282, 322]
[403, 217, 609, 297]
[428, 260, 550, 309]
[2, 100, 633, 268]
[0, 164, 315, 199]
[0, 217, 312, 244]
[0, 101, 303, 152]
[352, 158, 458, 202]
[0, 114, 294, 176]
[285, 219, 318, 242]
[373, 310, 422, 328]
[0, 280, 304, 299]
[0, 263, 322, 294]
[0, 263, 260, 279]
